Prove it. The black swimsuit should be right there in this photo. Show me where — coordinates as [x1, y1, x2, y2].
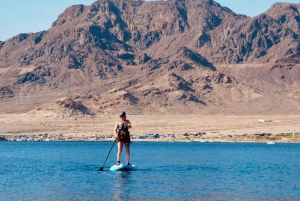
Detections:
[117, 122, 131, 143]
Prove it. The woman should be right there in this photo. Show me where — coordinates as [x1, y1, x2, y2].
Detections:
[114, 111, 132, 165]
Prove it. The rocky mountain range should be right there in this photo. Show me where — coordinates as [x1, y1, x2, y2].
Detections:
[0, 0, 300, 115]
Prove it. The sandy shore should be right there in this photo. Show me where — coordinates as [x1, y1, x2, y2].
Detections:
[0, 114, 299, 139]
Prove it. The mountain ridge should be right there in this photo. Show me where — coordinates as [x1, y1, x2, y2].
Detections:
[0, 0, 300, 115]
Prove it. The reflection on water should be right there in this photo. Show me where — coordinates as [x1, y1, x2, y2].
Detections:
[112, 172, 133, 201]
[1, 142, 300, 200]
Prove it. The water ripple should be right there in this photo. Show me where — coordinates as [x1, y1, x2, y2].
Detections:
[0, 142, 300, 200]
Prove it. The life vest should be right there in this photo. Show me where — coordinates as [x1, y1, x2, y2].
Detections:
[118, 122, 130, 143]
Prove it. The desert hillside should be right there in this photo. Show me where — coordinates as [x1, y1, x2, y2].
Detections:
[0, 0, 300, 116]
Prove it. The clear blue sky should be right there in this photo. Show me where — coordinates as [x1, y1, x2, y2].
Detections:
[0, 0, 299, 41]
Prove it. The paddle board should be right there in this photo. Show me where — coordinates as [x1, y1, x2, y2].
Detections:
[110, 164, 137, 171]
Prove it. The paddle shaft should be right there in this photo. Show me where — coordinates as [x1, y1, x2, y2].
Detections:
[99, 138, 117, 171]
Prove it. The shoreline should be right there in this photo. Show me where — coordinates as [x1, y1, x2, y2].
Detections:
[1, 140, 299, 143]
[1, 136, 299, 143]
[0, 114, 299, 143]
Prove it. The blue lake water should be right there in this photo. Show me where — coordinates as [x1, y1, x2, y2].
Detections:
[1, 142, 300, 200]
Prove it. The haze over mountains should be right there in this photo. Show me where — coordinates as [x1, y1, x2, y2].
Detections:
[0, 0, 300, 116]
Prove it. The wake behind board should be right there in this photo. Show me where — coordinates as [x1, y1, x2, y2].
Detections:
[110, 164, 137, 171]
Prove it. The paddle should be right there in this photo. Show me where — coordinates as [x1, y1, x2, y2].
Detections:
[98, 138, 117, 171]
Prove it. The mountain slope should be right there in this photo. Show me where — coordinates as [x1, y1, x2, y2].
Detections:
[0, 0, 300, 115]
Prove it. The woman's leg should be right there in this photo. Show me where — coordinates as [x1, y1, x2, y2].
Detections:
[125, 143, 130, 164]
[117, 142, 123, 164]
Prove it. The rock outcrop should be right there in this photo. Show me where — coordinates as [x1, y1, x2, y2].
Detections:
[28, 98, 95, 119]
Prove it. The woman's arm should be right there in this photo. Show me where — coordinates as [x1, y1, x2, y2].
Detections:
[126, 120, 132, 129]
[114, 121, 119, 138]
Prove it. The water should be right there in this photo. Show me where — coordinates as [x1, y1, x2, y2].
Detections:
[1, 142, 300, 200]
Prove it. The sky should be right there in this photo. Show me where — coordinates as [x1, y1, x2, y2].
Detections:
[0, 0, 299, 41]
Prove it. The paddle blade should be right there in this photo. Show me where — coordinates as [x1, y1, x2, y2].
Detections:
[98, 167, 104, 171]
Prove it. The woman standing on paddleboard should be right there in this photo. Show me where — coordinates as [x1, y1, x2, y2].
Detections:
[114, 111, 132, 166]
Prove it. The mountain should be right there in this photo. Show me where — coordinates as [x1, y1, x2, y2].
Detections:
[266, 3, 300, 35]
[0, 0, 300, 115]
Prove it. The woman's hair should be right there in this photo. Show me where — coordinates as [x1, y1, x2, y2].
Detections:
[119, 111, 126, 117]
